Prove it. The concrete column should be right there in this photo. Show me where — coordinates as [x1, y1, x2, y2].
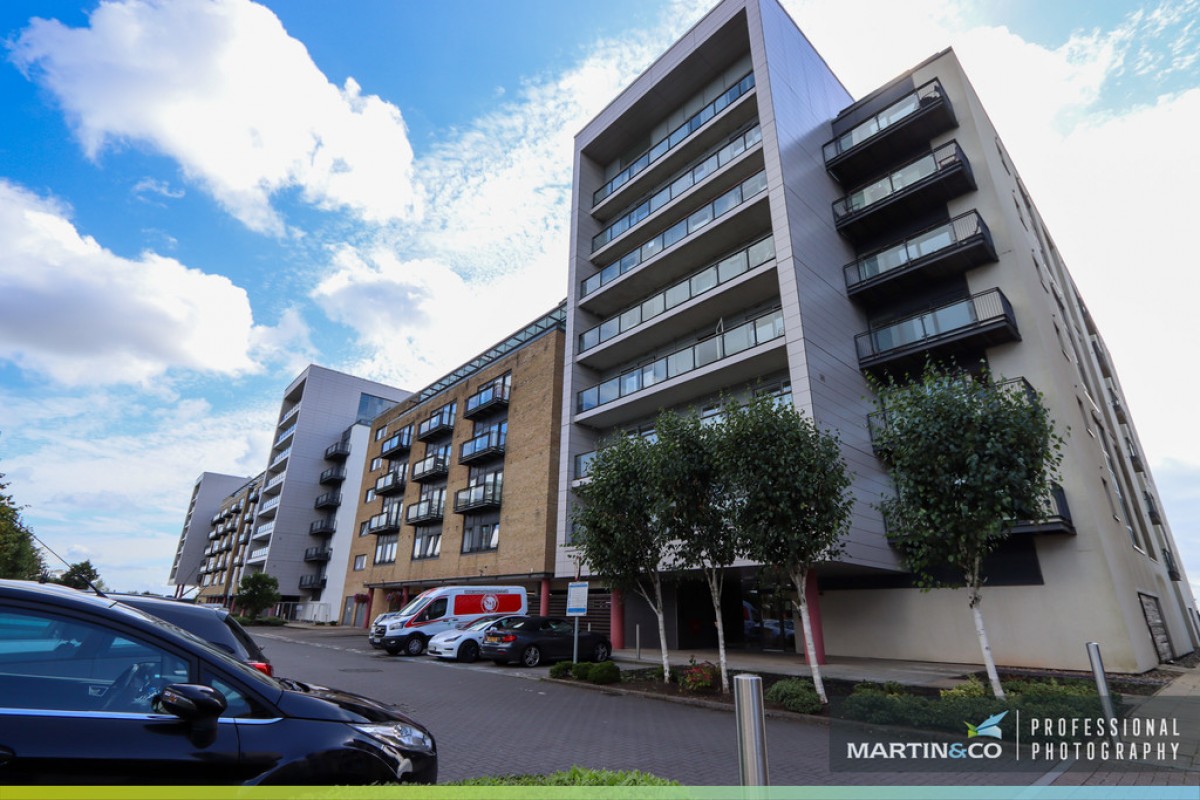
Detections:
[539, 578, 551, 615]
[804, 571, 826, 665]
[610, 588, 625, 650]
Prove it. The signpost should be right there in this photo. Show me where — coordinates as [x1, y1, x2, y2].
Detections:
[567, 581, 589, 663]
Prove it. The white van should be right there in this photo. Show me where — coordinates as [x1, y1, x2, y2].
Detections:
[368, 586, 528, 656]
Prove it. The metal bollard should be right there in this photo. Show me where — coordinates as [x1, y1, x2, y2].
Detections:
[734, 674, 769, 786]
[1086, 642, 1119, 745]
[636, 624, 641, 661]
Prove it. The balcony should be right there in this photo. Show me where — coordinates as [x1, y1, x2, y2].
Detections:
[375, 465, 408, 495]
[246, 547, 269, 563]
[464, 382, 510, 420]
[367, 507, 403, 535]
[324, 440, 351, 460]
[1105, 379, 1127, 424]
[417, 409, 455, 441]
[319, 466, 347, 485]
[593, 71, 756, 208]
[299, 574, 327, 591]
[314, 491, 342, 510]
[1144, 491, 1162, 525]
[1125, 435, 1145, 473]
[411, 453, 449, 482]
[1092, 336, 1113, 378]
[1163, 549, 1182, 582]
[257, 496, 280, 517]
[454, 483, 502, 513]
[381, 427, 412, 457]
[303, 547, 332, 563]
[273, 424, 296, 448]
[252, 521, 274, 540]
[824, 79, 957, 185]
[1008, 484, 1075, 535]
[460, 429, 506, 465]
[279, 402, 301, 426]
[406, 492, 446, 526]
[263, 472, 286, 494]
[832, 141, 976, 243]
[268, 447, 291, 471]
[843, 211, 997, 306]
[309, 518, 336, 537]
[855, 288, 1019, 375]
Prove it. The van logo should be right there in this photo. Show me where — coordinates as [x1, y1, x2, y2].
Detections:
[482, 594, 499, 612]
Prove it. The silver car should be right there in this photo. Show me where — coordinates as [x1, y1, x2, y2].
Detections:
[425, 615, 522, 663]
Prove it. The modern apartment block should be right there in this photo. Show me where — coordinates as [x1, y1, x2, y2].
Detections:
[170, 365, 408, 620]
[169, 471, 254, 595]
[342, 305, 569, 631]
[558, 0, 1197, 672]
[195, 472, 263, 604]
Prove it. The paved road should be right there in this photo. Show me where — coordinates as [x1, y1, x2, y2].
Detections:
[257, 626, 1034, 786]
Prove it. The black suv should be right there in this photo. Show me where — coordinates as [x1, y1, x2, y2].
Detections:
[0, 580, 437, 784]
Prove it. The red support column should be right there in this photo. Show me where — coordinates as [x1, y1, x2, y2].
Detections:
[609, 588, 625, 650]
[804, 571, 826, 665]
[539, 578, 550, 616]
[401, 586, 409, 606]
[362, 592, 373, 629]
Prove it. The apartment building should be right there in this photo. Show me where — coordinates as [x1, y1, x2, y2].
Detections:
[558, 0, 1197, 672]
[342, 305, 567, 632]
[194, 472, 263, 605]
[169, 471, 253, 595]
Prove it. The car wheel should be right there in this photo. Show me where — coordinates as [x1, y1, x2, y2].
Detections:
[592, 641, 610, 663]
[521, 645, 542, 668]
[492, 658, 508, 666]
[404, 636, 426, 657]
[458, 640, 480, 663]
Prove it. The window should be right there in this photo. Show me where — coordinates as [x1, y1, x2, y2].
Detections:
[375, 426, 387, 441]
[359, 520, 369, 537]
[413, 528, 441, 560]
[370, 457, 382, 471]
[463, 521, 500, 553]
[364, 488, 376, 504]
[353, 554, 366, 571]
[374, 534, 397, 565]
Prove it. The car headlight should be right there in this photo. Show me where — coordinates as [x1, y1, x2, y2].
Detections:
[353, 723, 435, 755]
[442, 635, 460, 643]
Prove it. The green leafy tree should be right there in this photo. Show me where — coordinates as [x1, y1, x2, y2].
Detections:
[0, 469, 45, 580]
[571, 434, 675, 683]
[871, 364, 1064, 699]
[654, 410, 739, 693]
[719, 394, 854, 704]
[236, 572, 281, 620]
[57, 560, 104, 590]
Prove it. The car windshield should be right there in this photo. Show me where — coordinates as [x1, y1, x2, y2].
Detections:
[465, 616, 501, 632]
[509, 618, 545, 631]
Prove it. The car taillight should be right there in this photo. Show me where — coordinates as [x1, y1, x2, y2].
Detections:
[500, 634, 517, 643]
[250, 661, 273, 676]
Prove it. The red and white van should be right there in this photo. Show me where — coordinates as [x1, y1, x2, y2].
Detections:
[368, 586, 527, 656]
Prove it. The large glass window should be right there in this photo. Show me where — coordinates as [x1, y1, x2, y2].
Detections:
[374, 534, 397, 565]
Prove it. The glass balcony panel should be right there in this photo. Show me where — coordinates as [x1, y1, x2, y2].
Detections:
[621, 370, 641, 396]
[619, 307, 641, 333]
[582, 274, 601, 296]
[649, 139, 669, 162]
[667, 348, 694, 377]
[641, 236, 663, 261]
[713, 187, 740, 218]
[620, 251, 639, 273]
[908, 224, 956, 259]
[579, 387, 598, 411]
[650, 187, 671, 213]
[662, 220, 687, 250]
[600, 263, 619, 285]
[691, 265, 718, 296]
[862, 242, 909, 280]
[696, 103, 715, 127]
[748, 236, 774, 266]
[687, 204, 713, 234]
[745, 125, 763, 148]
[642, 358, 668, 388]
[718, 250, 749, 283]
[713, 91, 729, 114]
[598, 377, 621, 405]
[695, 336, 722, 367]
[671, 173, 693, 197]
[755, 311, 785, 342]
[881, 94, 920, 128]
[641, 293, 665, 320]
[668, 124, 688, 148]
[742, 171, 767, 197]
[599, 317, 620, 343]
[874, 317, 926, 352]
[664, 280, 690, 310]
[892, 154, 935, 191]
[580, 327, 600, 351]
[930, 300, 975, 334]
[723, 324, 753, 356]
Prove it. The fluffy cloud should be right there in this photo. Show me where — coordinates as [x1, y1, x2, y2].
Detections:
[9, 0, 419, 234]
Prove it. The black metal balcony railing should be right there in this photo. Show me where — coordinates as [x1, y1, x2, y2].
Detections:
[375, 466, 407, 494]
[406, 493, 446, 525]
[1126, 437, 1145, 473]
[454, 483, 503, 513]
[823, 79, 956, 184]
[367, 508, 403, 535]
[314, 491, 342, 510]
[1008, 484, 1075, 535]
[411, 453, 449, 482]
[843, 211, 996, 304]
[1163, 548, 1182, 582]
[593, 71, 756, 206]
[417, 409, 455, 441]
[1091, 336, 1113, 378]
[304, 547, 332, 563]
[319, 466, 347, 485]
[309, 518, 336, 536]
[299, 574, 327, 590]
[1145, 491, 1162, 525]
[380, 428, 412, 457]
[855, 288, 1019, 373]
[832, 141, 975, 242]
[464, 381, 510, 419]
[460, 429, 507, 464]
[324, 440, 351, 460]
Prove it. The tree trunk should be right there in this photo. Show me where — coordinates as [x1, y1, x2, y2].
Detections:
[792, 566, 827, 704]
[704, 567, 729, 693]
[968, 561, 1005, 700]
[636, 576, 673, 684]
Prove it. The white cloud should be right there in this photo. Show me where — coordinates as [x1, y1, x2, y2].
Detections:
[0, 179, 267, 385]
[9, 0, 420, 234]
[133, 177, 185, 200]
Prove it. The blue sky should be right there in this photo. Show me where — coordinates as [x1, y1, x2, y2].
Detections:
[0, 0, 1196, 599]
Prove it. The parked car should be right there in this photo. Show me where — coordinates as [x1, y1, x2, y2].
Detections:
[370, 585, 527, 656]
[0, 580, 437, 785]
[479, 615, 611, 668]
[426, 615, 522, 663]
[112, 593, 273, 676]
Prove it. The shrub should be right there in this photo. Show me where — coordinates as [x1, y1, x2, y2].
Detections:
[677, 660, 719, 692]
[589, 661, 621, 685]
[649, 665, 676, 683]
[852, 680, 906, 697]
[447, 766, 678, 786]
[765, 678, 822, 713]
[572, 662, 596, 681]
[940, 674, 988, 699]
[549, 662, 575, 679]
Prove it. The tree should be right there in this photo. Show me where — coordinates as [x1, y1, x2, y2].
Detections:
[236, 572, 281, 620]
[0, 468, 45, 580]
[654, 410, 739, 693]
[57, 560, 104, 591]
[571, 434, 675, 683]
[871, 363, 1063, 699]
[719, 394, 855, 704]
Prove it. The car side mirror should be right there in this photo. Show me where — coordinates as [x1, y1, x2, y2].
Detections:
[158, 683, 228, 721]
